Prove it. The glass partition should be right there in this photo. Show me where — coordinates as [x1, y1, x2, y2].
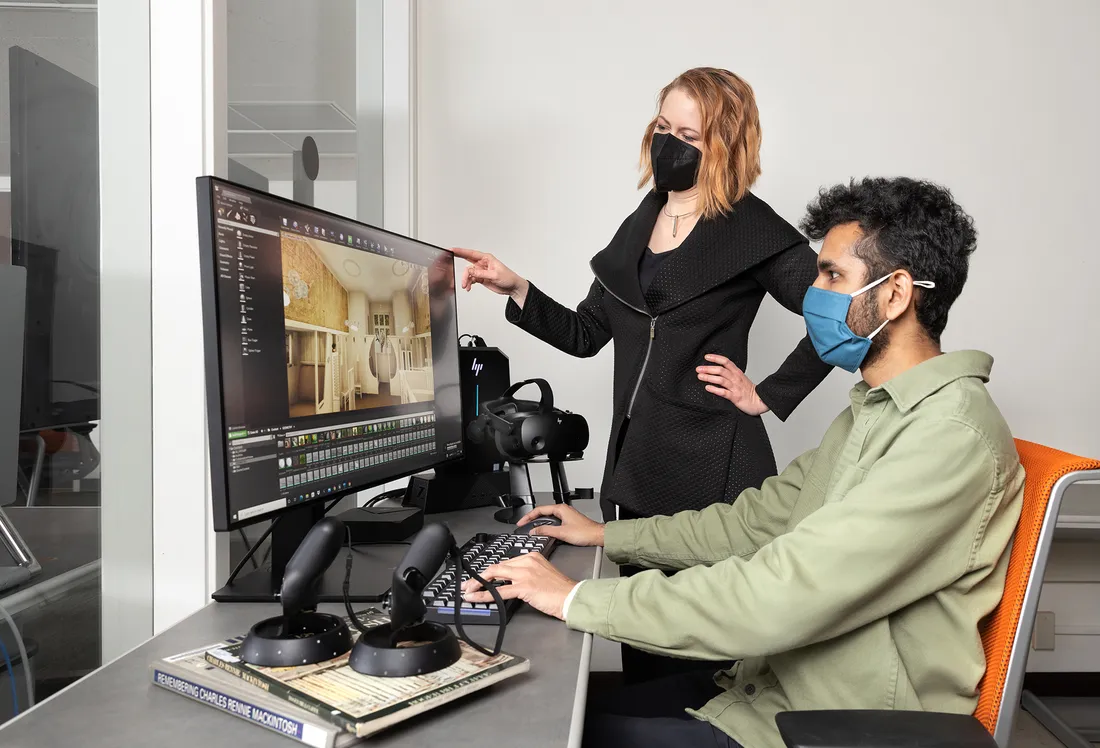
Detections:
[0, 0, 102, 724]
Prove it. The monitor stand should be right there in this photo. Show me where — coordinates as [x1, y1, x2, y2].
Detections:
[493, 461, 536, 525]
[212, 503, 404, 603]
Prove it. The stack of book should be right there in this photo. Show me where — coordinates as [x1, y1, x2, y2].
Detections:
[148, 609, 529, 747]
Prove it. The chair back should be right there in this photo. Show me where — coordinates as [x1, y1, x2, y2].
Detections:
[975, 439, 1100, 747]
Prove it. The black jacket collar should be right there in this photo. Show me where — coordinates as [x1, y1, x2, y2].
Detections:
[590, 191, 805, 315]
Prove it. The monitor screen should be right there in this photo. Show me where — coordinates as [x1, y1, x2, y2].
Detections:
[198, 177, 463, 530]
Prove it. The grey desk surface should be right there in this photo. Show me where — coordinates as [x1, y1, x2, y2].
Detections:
[0, 503, 603, 748]
[1, 506, 101, 615]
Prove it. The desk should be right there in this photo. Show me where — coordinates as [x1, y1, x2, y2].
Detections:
[0, 504, 603, 748]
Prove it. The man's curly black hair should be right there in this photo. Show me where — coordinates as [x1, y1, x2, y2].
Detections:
[800, 177, 977, 344]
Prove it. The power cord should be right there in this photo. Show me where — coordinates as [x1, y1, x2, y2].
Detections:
[362, 488, 406, 508]
[0, 600, 33, 710]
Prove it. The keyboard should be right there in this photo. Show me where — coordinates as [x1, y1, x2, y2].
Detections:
[420, 531, 557, 626]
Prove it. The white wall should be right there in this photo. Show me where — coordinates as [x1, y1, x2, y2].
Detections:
[418, 0, 1100, 482]
[417, 0, 1100, 667]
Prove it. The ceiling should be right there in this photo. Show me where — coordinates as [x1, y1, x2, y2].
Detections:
[0, 4, 97, 178]
[306, 235, 419, 303]
[0, 0, 361, 181]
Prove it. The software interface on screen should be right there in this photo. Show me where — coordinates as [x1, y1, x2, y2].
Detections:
[207, 182, 463, 525]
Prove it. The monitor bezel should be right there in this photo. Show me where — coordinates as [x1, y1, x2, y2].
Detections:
[196, 175, 465, 532]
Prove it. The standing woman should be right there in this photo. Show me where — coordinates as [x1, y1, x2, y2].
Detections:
[453, 68, 832, 683]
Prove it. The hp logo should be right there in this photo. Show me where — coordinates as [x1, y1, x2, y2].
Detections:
[471, 358, 484, 377]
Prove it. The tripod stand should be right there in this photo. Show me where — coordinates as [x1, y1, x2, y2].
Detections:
[493, 455, 587, 524]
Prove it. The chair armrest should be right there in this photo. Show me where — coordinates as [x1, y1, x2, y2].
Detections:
[775, 710, 996, 748]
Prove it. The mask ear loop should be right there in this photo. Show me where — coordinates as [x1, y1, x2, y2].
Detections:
[850, 273, 893, 298]
[867, 316, 891, 340]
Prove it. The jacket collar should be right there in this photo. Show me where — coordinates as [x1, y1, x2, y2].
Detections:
[589, 190, 805, 316]
[589, 192, 663, 313]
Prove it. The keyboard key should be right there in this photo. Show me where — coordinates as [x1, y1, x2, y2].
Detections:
[422, 531, 557, 626]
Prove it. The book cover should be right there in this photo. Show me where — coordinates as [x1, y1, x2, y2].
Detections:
[205, 608, 529, 739]
[150, 636, 359, 748]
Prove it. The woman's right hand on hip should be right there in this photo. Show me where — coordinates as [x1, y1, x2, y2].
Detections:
[451, 247, 530, 306]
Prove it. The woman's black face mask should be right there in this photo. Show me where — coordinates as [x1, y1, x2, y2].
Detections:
[650, 132, 701, 193]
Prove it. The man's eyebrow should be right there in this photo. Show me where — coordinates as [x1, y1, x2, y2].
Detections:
[818, 258, 838, 272]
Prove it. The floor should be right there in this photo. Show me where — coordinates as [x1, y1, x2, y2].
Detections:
[1012, 709, 1085, 748]
[287, 383, 401, 418]
[353, 388, 402, 410]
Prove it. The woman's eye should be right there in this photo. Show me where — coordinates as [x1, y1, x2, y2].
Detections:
[682, 134, 697, 143]
[655, 124, 668, 132]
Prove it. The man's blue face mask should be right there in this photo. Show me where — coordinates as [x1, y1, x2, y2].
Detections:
[802, 273, 936, 373]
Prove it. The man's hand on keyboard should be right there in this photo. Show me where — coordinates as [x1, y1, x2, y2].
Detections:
[516, 505, 605, 547]
[461, 553, 577, 621]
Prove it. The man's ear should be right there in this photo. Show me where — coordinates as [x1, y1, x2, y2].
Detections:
[884, 272, 915, 321]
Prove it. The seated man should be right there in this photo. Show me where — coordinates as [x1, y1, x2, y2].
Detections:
[463, 177, 1025, 748]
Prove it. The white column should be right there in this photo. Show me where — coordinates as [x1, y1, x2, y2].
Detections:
[356, 0, 385, 227]
[149, 0, 227, 634]
[355, 0, 418, 502]
[99, 0, 153, 661]
[382, 0, 418, 237]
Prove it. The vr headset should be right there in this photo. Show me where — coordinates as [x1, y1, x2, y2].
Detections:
[466, 378, 589, 462]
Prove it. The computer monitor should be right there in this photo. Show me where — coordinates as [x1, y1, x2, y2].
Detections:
[196, 177, 464, 601]
[0, 265, 41, 592]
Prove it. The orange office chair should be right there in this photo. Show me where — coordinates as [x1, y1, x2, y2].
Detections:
[776, 439, 1100, 748]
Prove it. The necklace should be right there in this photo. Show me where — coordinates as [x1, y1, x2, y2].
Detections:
[663, 204, 697, 238]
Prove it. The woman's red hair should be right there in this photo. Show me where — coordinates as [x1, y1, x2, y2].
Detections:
[638, 68, 763, 219]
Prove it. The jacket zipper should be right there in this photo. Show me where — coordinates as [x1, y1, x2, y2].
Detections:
[591, 264, 657, 419]
[626, 318, 656, 417]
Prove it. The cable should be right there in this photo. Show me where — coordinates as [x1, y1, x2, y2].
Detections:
[363, 488, 405, 508]
[225, 515, 283, 586]
[450, 541, 507, 657]
[343, 525, 378, 636]
[0, 635, 16, 715]
[237, 530, 260, 570]
[340, 524, 507, 658]
[225, 498, 344, 586]
[0, 600, 31, 710]
[457, 334, 486, 348]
